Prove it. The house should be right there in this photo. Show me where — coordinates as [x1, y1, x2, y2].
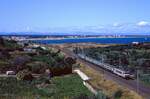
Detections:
[32, 44, 40, 48]
[24, 48, 36, 52]
[132, 42, 139, 45]
[41, 46, 47, 50]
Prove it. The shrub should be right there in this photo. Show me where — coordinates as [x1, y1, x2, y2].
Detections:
[73, 93, 89, 99]
[50, 66, 72, 76]
[64, 57, 76, 66]
[73, 92, 107, 99]
[32, 55, 56, 66]
[0, 50, 11, 59]
[3, 39, 21, 49]
[54, 53, 65, 62]
[11, 55, 31, 71]
[96, 91, 107, 99]
[16, 69, 34, 81]
[27, 62, 47, 74]
[0, 60, 10, 73]
[113, 89, 123, 99]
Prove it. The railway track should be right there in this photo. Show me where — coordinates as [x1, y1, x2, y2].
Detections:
[56, 46, 150, 99]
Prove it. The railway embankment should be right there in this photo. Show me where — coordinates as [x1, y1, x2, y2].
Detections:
[79, 63, 143, 99]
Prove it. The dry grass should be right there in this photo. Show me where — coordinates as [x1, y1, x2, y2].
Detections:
[79, 63, 143, 99]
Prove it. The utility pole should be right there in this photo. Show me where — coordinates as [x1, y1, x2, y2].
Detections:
[101, 54, 104, 63]
[81, 44, 84, 59]
[102, 54, 104, 78]
[119, 55, 122, 68]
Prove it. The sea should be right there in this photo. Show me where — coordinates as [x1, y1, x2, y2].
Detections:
[33, 37, 150, 44]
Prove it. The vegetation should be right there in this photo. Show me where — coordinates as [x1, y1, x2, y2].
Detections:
[0, 37, 76, 76]
[79, 63, 143, 99]
[113, 90, 123, 99]
[74, 44, 150, 69]
[0, 37, 21, 50]
[0, 37, 89, 99]
[27, 61, 47, 74]
[0, 60, 10, 73]
[74, 43, 150, 85]
[139, 74, 150, 86]
[0, 74, 93, 99]
[16, 69, 33, 81]
[0, 77, 38, 99]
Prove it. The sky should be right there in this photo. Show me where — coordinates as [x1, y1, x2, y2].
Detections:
[0, 0, 150, 35]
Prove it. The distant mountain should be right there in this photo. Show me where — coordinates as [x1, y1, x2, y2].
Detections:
[0, 32, 150, 36]
[0, 32, 50, 36]
[0, 32, 101, 36]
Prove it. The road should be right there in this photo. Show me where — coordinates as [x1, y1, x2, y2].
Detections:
[53, 45, 150, 99]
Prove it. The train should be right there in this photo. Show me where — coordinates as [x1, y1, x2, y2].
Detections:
[77, 54, 134, 79]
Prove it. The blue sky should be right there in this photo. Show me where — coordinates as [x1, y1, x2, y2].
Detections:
[0, 0, 150, 34]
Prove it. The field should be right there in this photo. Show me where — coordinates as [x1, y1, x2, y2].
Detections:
[0, 74, 92, 99]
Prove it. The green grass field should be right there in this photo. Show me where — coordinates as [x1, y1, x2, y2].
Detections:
[0, 74, 92, 99]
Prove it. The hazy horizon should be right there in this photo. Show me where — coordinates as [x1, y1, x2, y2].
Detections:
[0, 0, 150, 35]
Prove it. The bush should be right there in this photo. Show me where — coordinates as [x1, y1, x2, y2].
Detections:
[113, 90, 123, 99]
[96, 91, 107, 99]
[64, 57, 76, 66]
[27, 62, 47, 74]
[140, 74, 150, 85]
[11, 55, 31, 71]
[16, 69, 34, 81]
[50, 66, 72, 76]
[0, 50, 11, 59]
[3, 39, 21, 49]
[0, 60, 9, 67]
[73, 93, 89, 99]
[54, 53, 65, 62]
[0, 60, 10, 73]
[32, 55, 56, 66]
[73, 92, 107, 99]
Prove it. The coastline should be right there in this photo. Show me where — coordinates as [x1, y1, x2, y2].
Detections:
[26, 37, 150, 45]
[24, 36, 150, 41]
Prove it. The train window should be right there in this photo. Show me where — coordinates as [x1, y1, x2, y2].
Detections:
[115, 70, 123, 74]
[124, 73, 130, 75]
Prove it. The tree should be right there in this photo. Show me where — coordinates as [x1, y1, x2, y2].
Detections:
[0, 37, 4, 46]
[64, 57, 76, 66]
[54, 53, 65, 62]
[27, 61, 47, 74]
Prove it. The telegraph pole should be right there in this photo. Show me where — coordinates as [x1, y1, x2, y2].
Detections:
[119, 55, 122, 68]
[101, 54, 104, 63]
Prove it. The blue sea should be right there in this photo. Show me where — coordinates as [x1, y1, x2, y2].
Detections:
[33, 37, 150, 44]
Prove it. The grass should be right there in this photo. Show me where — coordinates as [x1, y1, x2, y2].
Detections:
[50, 74, 92, 98]
[0, 74, 92, 99]
[79, 63, 143, 99]
[0, 77, 38, 99]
